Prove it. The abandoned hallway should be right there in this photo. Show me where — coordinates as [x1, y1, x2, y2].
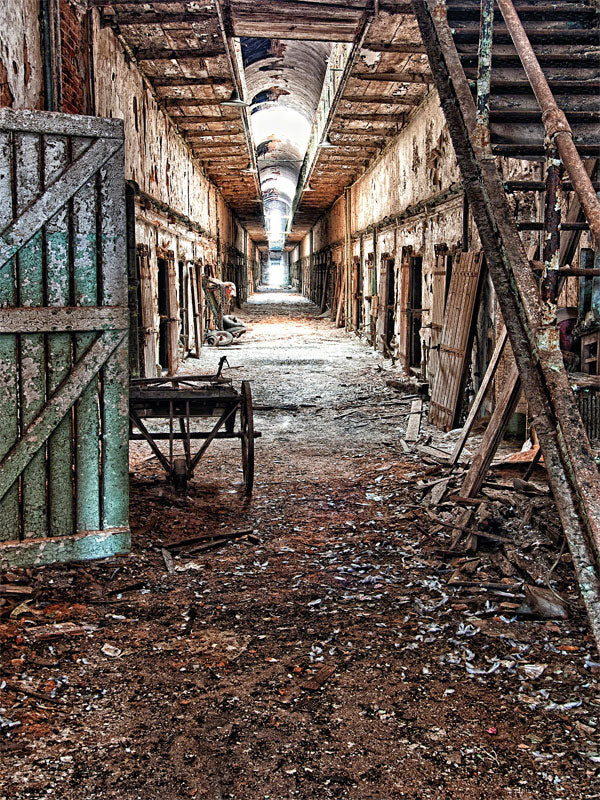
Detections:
[2, 0, 600, 796]
[0, 293, 597, 799]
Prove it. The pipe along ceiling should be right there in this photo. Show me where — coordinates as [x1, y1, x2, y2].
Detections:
[241, 38, 331, 251]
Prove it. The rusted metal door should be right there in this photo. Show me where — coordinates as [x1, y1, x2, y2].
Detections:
[0, 109, 130, 568]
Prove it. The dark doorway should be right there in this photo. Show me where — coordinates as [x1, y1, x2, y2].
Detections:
[409, 255, 422, 367]
[157, 256, 169, 370]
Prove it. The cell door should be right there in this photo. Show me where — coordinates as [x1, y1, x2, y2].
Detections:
[0, 109, 130, 567]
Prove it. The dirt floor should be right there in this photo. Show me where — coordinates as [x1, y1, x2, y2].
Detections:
[1, 290, 599, 800]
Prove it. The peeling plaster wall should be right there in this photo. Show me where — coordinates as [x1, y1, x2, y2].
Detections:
[92, 14, 220, 240]
[0, 0, 44, 110]
[295, 92, 494, 384]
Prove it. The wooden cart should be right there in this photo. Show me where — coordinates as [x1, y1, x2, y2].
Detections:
[129, 374, 258, 494]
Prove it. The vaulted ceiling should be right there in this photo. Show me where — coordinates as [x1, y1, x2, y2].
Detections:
[95, 0, 431, 249]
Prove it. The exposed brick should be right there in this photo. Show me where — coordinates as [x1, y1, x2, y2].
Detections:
[59, 0, 91, 114]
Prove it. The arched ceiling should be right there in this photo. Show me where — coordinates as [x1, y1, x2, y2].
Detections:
[241, 38, 331, 249]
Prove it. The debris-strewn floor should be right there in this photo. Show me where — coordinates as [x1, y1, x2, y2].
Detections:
[1, 290, 599, 800]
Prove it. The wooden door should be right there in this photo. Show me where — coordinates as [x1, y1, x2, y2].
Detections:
[428, 251, 484, 430]
[429, 245, 448, 381]
[137, 243, 158, 377]
[397, 245, 413, 368]
[0, 108, 130, 566]
[167, 251, 179, 375]
[376, 255, 395, 354]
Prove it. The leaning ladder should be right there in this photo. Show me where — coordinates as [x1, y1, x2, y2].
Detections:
[411, 0, 600, 646]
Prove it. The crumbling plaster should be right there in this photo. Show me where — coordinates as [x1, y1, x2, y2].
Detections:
[0, 0, 44, 110]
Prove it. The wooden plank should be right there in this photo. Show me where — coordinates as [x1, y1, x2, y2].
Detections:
[460, 366, 521, 498]
[167, 251, 180, 375]
[0, 137, 122, 269]
[429, 247, 446, 381]
[0, 306, 128, 333]
[397, 246, 412, 369]
[428, 251, 484, 430]
[16, 131, 47, 538]
[405, 398, 423, 442]
[98, 143, 129, 531]
[335, 263, 346, 327]
[190, 262, 202, 357]
[0, 330, 125, 505]
[0, 528, 130, 569]
[73, 136, 101, 533]
[138, 245, 158, 377]
[450, 326, 509, 466]
[44, 134, 73, 538]
[0, 130, 19, 540]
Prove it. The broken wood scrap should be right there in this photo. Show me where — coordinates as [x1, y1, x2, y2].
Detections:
[161, 547, 175, 574]
[415, 444, 452, 464]
[404, 399, 423, 442]
[425, 477, 450, 506]
[301, 664, 336, 691]
[24, 622, 96, 640]
[165, 529, 253, 551]
[459, 365, 521, 499]
[0, 584, 33, 596]
[1, 679, 64, 706]
[517, 585, 569, 619]
[450, 325, 509, 465]
[423, 508, 512, 544]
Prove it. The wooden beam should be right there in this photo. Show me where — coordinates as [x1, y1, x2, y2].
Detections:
[134, 47, 225, 60]
[337, 112, 406, 121]
[150, 76, 232, 87]
[352, 71, 432, 83]
[363, 42, 427, 52]
[102, 10, 214, 26]
[164, 98, 226, 107]
[173, 116, 239, 123]
[185, 133, 245, 141]
[342, 94, 422, 105]
[329, 128, 393, 137]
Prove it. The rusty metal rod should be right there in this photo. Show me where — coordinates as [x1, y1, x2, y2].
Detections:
[496, 0, 600, 250]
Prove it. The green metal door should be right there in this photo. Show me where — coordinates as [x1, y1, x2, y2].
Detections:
[0, 109, 130, 568]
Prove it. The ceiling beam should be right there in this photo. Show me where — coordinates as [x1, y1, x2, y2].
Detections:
[342, 94, 422, 105]
[362, 42, 427, 53]
[164, 98, 226, 107]
[329, 127, 395, 136]
[352, 71, 432, 83]
[101, 10, 215, 26]
[184, 131, 245, 138]
[150, 76, 232, 87]
[173, 115, 240, 123]
[134, 47, 225, 60]
[337, 112, 406, 122]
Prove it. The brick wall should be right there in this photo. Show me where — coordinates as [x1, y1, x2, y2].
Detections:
[59, 0, 90, 114]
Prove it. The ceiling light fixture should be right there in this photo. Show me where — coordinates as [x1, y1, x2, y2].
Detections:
[220, 89, 248, 108]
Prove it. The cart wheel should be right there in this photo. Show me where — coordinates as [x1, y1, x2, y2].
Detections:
[240, 380, 254, 496]
[173, 456, 188, 493]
